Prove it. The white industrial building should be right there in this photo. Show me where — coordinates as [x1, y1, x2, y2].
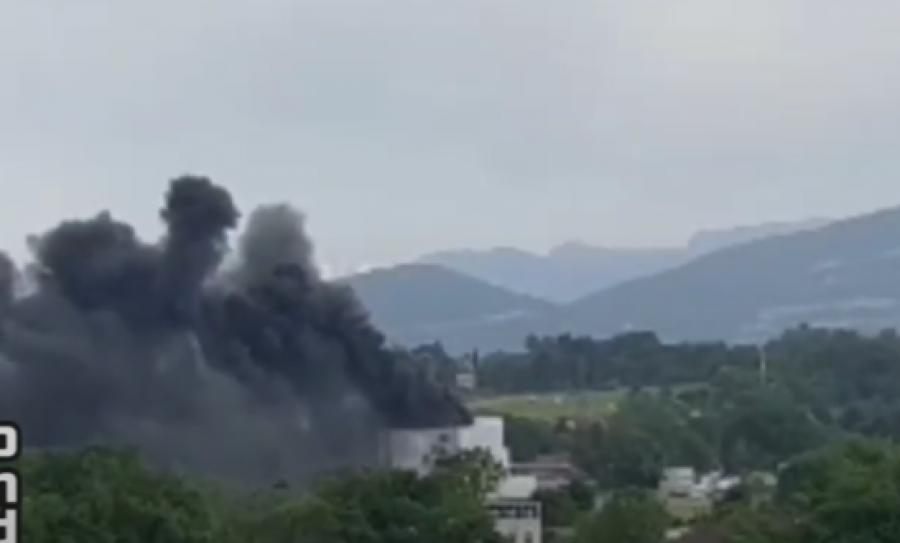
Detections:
[658, 466, 742, 500]
[659, 467, 698, 498]
[488, 498, 541, 543]
[387, 416, 542, 543]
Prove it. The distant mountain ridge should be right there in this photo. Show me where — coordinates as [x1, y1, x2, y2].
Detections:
[419, 218, 830, 301]
[551, 207, 900, 345]
[686, 218, 832, 253]
[340, 263, 555, 347]
[343, 210, 900, 353]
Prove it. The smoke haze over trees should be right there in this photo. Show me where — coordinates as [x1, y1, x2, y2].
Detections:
[0, 174, 470, 484]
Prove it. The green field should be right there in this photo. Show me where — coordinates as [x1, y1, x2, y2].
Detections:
[468, 390, 623, 421]
[468, 384, 706, 421]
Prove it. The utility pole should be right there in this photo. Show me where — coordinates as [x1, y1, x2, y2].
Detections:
[756, 343, 767, 386]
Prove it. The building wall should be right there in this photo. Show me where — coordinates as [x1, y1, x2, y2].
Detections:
[458, 416, 510, 468]
[495, 475, 538, 499]
[387, 416, 510, 473]
[660, 467, 697, 497]
[488, 498, 542, 543]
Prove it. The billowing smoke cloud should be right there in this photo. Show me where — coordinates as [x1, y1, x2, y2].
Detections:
[0, 175, 470, 484]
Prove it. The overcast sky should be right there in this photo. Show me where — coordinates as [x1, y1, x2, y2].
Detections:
[2, 1, 900, 274]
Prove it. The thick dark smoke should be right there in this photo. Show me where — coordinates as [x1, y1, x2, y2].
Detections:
[0, 175, 470, 484]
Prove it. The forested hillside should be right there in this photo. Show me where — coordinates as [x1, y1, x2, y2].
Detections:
[558, 206, 900, 343]
[420, 219, 828, 302]
[343, 263, 554, 346]
[361, 206, 900, 352]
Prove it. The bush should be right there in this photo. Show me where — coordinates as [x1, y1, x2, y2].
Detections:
[19, 447, 505, 543]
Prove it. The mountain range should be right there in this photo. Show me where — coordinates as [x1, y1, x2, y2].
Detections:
[342, 209, 900, 353]
[339, 263, 553, 339]
[418, 219, 830, 302]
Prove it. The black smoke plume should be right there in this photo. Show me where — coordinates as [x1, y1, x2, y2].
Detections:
[0, 175, 470, 483]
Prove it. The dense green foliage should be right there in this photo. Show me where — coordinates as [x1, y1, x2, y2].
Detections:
[21, 447, 219, 543]
[19, 325, 900, 542]
[532, 481, 594, 528]
[712, 438, 900, 543]
[412, 327, 900, 485]
[572, 489, 669, 543]
[415, 326, 900, 541]
[19, 447, 505, 543]
[488, 383, 831, 491]
[20, 433, 900, 543]
[474, 327, 900, 403]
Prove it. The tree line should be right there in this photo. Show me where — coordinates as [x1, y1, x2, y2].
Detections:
[413, 326, 900, 448]
[413, 326, 900, 541]
[472, 326, 900, 404]
[16, 446, 508, 543]
[16, 437, 900, 542]
[18, 325, 900, 542]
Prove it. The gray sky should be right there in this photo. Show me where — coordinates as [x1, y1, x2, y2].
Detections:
[2, 1, 900, 275]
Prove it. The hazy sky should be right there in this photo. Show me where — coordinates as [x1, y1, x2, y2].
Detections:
[2, 1, 900, 274]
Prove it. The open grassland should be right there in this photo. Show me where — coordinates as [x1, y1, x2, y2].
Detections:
[468, 384, 705, 421]
[468, 390, 623, 421]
